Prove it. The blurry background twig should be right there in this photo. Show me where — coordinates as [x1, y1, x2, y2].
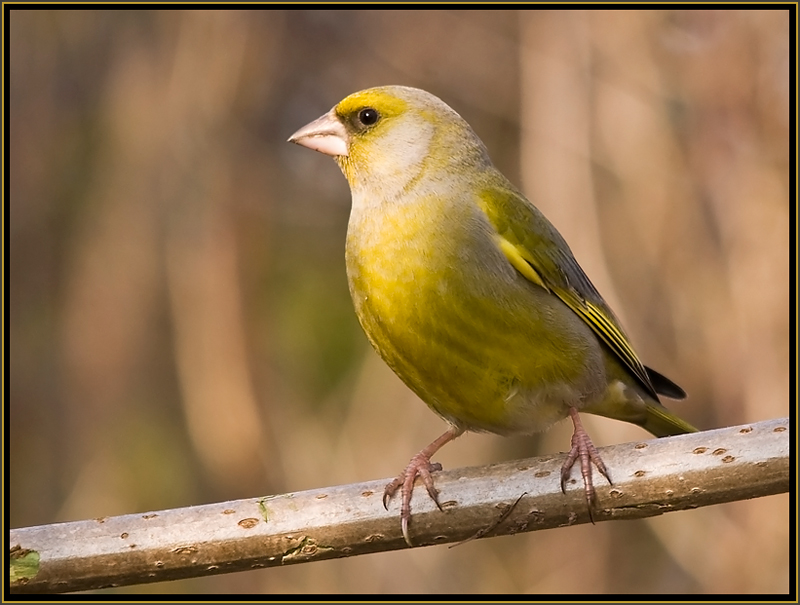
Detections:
[9, 419, 790, 594]
[9, 9, 791, 594]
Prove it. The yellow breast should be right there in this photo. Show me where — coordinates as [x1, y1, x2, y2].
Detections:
[344, 194, 605, 434]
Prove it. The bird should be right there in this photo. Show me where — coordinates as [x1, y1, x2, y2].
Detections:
[288, 85, 696, 546]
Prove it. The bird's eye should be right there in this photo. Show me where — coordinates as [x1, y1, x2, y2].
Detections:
[358, 108, 380, 126]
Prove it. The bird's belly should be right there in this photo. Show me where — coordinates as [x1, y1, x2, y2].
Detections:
[346, 218, 606, 435]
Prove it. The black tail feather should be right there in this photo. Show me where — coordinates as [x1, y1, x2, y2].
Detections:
[645, 366, 687, 400]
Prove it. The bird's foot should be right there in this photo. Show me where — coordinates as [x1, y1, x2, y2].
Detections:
[383, 427, 462, 547]
[383, 454, 443, 547]
[560, 407, 612, 522]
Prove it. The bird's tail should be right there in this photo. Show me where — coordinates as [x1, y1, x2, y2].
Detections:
[645, 365, 687, 400]
[643, 402, 698, 437]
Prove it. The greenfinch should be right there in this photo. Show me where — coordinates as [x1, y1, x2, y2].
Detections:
[289, 85, 696, 546]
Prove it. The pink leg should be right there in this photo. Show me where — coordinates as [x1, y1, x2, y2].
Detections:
[384, 426, 463, 546]
[560, 407, 612, 521]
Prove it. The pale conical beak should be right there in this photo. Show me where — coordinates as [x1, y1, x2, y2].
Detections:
[288, 109, 349, 157]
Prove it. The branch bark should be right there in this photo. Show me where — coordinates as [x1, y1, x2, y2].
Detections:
[9, 418, 790, 594]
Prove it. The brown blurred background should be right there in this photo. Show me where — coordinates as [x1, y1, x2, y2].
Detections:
[9, 9, 789, 594]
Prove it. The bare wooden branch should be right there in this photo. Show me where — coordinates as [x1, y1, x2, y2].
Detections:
[9, 418, 789, 594]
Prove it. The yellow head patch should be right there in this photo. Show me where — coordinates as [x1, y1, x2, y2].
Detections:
[335, 88, 410, 124]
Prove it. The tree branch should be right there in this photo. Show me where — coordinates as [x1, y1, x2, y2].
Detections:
[9, 418, 789, 594]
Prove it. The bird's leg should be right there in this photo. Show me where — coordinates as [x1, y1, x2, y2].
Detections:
[383, 426, 464, 547]
[560, 407, 612, 521]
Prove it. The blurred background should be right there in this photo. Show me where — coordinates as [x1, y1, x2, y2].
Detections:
[9, 9, 789, 594]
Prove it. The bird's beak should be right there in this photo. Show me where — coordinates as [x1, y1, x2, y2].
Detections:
[288, 109, 349, 157]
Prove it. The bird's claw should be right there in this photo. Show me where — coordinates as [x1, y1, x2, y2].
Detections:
[383, 455, 444, 546]
[561, 408, 612, 521]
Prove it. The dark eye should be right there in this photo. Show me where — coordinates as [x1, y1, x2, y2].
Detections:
[358, 108, 380, 126]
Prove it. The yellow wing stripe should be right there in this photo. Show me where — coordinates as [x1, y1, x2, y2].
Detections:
[497, 237, 549, 291]
[497, 236, 656, 399]
[585, 300, 649, 377]
[557, 292, 656, 399]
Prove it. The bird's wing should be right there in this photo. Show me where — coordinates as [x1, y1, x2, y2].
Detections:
[478, 184, 660, 401]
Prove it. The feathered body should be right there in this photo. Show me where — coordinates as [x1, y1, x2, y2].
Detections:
[289, 85, 695, 544]
[322, 86, 692, 437]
